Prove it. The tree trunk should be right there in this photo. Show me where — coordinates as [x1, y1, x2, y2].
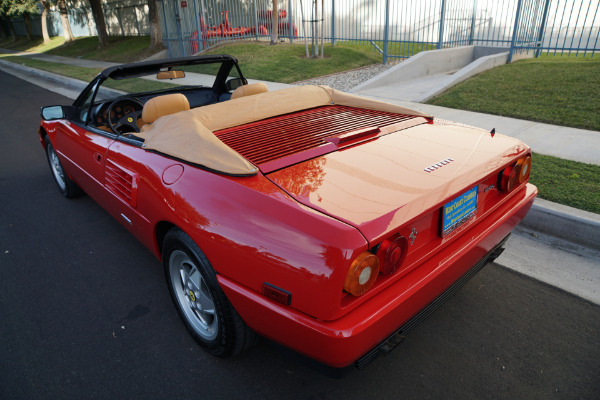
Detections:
[148, 0, 162, 49]
[6, 18, 18, 42]
[23, 13, 33, 41]
[89, 0, 109, 48]
[41, 1, 51, 43]
[0, 19, 8, 40]
[58, 0, 75, 43]
[270, 0, 278, 45]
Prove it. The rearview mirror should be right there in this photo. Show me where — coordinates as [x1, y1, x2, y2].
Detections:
[226, 78, 245, 92]
[157, 70, 186, 80]
[40, 105, 65, 121]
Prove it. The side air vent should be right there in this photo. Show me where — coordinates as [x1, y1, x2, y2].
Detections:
[105, 160, 139, 207]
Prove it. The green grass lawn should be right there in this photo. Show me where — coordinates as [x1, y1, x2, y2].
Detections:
[427, 55, 600, 131]
[0, 36, 66, 53]
[46, 36, 160, 63]
[200, 41, 382, 83]
[530, 153, 600, 214]
[0, 35, 160, 63]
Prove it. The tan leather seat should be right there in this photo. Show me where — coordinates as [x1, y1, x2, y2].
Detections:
[142, 93, 190, 124]
[231, 82, 268, 100]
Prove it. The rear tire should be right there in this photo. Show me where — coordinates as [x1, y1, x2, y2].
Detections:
[44, 136, 83, 198]
[163, 227, 257, 357]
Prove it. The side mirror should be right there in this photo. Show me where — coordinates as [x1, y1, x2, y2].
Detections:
[40, 105, 65, 120]
[225, 78, 245, 92]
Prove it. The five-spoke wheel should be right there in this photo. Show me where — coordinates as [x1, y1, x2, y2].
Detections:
[44, 136, 83, 198]
[169, 249, 219, 341]
[163, 227, 257, 357]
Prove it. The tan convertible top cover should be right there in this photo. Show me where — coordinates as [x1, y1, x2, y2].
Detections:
[138, 85, 432, 176]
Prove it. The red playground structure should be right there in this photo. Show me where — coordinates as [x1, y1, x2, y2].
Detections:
[190, 10, 298, 54]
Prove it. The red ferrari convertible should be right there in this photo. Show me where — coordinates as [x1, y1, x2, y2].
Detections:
[39, 55, 537, 370]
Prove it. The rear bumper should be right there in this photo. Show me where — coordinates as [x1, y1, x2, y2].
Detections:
[218, 183, 537, 368]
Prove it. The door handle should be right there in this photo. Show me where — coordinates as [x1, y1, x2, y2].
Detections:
[94, 152, 103, 164]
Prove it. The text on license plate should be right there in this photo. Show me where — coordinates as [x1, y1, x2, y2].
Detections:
[441, 186, 478, 236]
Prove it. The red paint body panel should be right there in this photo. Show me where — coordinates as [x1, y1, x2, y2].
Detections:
[220, 183, 537, 367]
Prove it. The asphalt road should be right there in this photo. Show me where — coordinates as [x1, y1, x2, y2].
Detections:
[1, 70, 599, 400]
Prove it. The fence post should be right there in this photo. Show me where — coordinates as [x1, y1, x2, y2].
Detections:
[133, 5, 141, 35]
[535, 0, 552, 57]
[171, 0, 185, 57]
[331, 0, 335, 45]
[383, 0, 390, 64]
[469, 0, 478, 45]
[200, 0, 207, 50]
[438, 0, 446, 49]
[253, 0, 259, 40]
[160, 0, 172, 58]
[508, 0, 524, 63]
[117, 7, 125, 36]
[191, 0, 201, 53]
[288, 0, 293, 43]
[103, 4, 111, 35]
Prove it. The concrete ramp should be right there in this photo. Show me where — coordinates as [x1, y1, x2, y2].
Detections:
[351, 46, 528, 103]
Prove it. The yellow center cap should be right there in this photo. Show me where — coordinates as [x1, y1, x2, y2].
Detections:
[188, 290, 196, 302]
[127, 117, 134, 123]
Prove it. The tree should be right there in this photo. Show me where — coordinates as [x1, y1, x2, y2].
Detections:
[147, 0, 161, 49]
[88, 0, 108, 47]
[57, 0, 74, 43]
[6, 0, 38, 41]
[40, 0, 50, 42]
[0, 0, 18, 41]
[270, 0, 278, 45]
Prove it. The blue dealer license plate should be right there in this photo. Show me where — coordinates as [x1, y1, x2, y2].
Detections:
[441, 186, 478, 236]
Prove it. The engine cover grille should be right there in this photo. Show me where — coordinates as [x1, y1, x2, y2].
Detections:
[215, 105, 422, 172]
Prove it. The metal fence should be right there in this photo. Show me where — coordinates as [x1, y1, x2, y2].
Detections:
[158, 0, 600, 61]
[2, 0, 599, 62]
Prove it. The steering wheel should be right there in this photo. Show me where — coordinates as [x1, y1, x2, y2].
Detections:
[107, 97, 145, 134]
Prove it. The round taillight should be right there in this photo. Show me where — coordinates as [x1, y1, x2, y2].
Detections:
[517, 155, 531, 184]
[344, 251, 380, 296]
[500, 155, 531, 192]
[377, 235, 409, 275]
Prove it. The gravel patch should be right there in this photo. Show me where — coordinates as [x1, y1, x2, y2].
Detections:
[294, 63, 394, 92]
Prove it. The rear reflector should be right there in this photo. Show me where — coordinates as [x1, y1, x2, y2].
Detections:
[262, 283, 291, 305]
[377, 235, 409, 275]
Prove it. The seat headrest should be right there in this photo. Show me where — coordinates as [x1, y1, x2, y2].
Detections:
[231, 82, 269, 100]
[142, 93, 190, 124]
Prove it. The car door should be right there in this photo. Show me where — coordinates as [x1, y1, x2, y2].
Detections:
[51, 78, 117, 203]
[52, 120, 116, 204]
[102, 138, 157, 248]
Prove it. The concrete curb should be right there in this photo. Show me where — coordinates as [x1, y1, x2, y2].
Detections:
[521, 198, 600, 251]
[0, 58, 89, 92]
